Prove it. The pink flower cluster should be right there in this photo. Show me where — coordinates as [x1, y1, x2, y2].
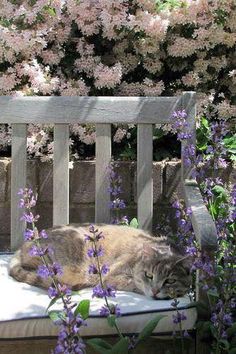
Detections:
[0, 0, 235, 160]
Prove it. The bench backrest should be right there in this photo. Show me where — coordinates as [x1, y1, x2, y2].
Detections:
[0, 92, 196, 250]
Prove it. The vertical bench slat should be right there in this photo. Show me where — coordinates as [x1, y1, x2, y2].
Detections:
[137, 124, 153, 231]
[53, 124, 69, 225]
[11, 123, 27, 250]
[181, 91, 196, 181]
[95, 124, 111, 223]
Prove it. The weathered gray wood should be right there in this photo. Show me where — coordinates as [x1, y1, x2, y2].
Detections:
[183, 180, 218, 250]
[53, 124, 69, 226]
[11, 124, 27, 250]
[0, 96, 181, 124]
[181, 92, 196, 180]
[137, 124, 153, 231]
[95, 124, 111, 223]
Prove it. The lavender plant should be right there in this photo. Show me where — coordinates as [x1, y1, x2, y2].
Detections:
[18, 188, 88, 354]
[170, 110, 236, 353]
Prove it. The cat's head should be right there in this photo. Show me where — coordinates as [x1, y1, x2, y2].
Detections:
[133, 243, 191, 299]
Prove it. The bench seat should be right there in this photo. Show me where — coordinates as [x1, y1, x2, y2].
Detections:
[0, 254, 197, 339]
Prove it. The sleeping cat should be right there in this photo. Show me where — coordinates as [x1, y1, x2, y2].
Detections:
[9, 224, 191, 299]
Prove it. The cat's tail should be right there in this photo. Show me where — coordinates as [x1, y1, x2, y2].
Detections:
[9, 250, 49, 288]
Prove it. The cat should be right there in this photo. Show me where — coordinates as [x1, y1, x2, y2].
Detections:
[9, 224, 191, 299]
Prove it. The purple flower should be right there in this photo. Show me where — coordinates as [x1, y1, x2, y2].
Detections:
[37, 264, 51, 278]
[175, 210, 181, 218]
[87, 246, 104, 258]
[52, 262, 63, 276]
[99, 305, 110, 317]
[17, 188, 25, 196]
[186, 207, 192, 216]
[48, 286, 58, 298]
[92, 285, 106, 298]
[211, 312, 218, 327]
[95, 231, 104, 241]
[29, 245, 46, 257]
[89, 224, 97, 233]
[172, 200, 180, 209]
[88, 264, 98, 274]
[23, 228, 35, 241]
[84, 234, 93, 242]
[100, 304, 121, 317]
[223, 313, 233, 326]
[106, 284, 116, 297]
[18, 198, 25, 208]
[109, 199, 126, 209]
[172, 312, 187, 324]
[20, 212, 36, 223]
[101, 264, 109, 275]
[186, 246, 197, 256]
[39, 229, 48, 239]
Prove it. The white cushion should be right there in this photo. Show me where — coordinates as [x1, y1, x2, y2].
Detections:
[0, 254, 197, 339]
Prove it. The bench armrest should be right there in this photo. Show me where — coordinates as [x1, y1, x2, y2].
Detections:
[183, 179, 218, 252]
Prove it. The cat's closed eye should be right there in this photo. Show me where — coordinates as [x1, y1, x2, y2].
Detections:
[144, 271, 153, 280]
[164, 279, 176, 285]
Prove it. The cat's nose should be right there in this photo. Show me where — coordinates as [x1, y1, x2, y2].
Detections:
[151, 287, 160, 297]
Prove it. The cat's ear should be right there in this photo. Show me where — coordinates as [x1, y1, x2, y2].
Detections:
[175, 255, 192, 274]
[142, 244, 157, 260]
[142, 243, 170, 261]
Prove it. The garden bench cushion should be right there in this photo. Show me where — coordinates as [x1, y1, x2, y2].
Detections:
[0, 254, 197, 339]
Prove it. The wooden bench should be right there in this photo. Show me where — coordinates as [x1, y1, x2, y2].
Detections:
[0, 93, 217, 354]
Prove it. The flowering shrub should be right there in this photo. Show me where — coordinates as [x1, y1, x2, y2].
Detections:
[0, 0, 235, 160]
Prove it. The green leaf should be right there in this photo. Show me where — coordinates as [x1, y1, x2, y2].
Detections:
[129, 218, 139, 228]
[207, 288, 219, 298]
[212, 185, 228, 202]
[87, 338, 112, 354]
[46, 296, 60, 312]
[74, 299, 90, 319]
[229, 349, 236, 354]
[48, 310, 65, 323]
[110, 337, 129, 354]
[223, 135, 236, 150]
[219, 339, 230, 350]
[44, 5, 56, 16]
[227, 324, 236, 337]
[137, 315, 166, 342]
[107, 314, 117, 328]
